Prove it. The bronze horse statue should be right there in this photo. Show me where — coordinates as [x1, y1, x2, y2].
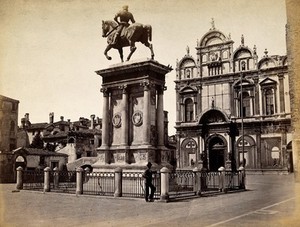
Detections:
[102, 20, 154, 62]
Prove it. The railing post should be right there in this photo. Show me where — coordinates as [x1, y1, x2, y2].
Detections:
[193, 167, 201, 196]
[53, 167, 59, 189]
[76, 167, 84, 195]
[114, 167, 122, 197]
[218, 166, 226, 193]
[44, 167, 51, 192]
[16, 166, 23, 190]
[238, 166, 246, 189]
[160, 167, 170, 202]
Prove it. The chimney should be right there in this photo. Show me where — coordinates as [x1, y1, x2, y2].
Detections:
[90, 114, 95, 129]
[49, 112, 54, 123]
[79, 117, 84, 126]
[25, 113, 29, 121]
[24, 113, 31, 127]
[60, 116, 64, 121]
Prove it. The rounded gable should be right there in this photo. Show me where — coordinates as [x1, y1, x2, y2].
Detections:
[179, 57, 196, 68]
[233, 47, 253, 59]
[199, 30, 227, 47]
[258, 57, 277, 69]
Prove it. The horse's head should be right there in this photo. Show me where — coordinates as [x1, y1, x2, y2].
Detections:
[102, 20, 118, 38]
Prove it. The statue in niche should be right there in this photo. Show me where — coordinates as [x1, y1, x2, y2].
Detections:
[101, 5, 154, 62]
[211, 97, 215, 108]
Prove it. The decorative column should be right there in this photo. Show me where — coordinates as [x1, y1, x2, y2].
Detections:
[120, 85, 129, 147]
[157, 85, 166, 147]
[142, 81, 151, 145]
[180, 100, 184, 122]
[254, 78, 260, 115]
[175, 86, 180, 123]
[193, 96, 197, 120]
[278, 74, 285, 113]
[196, 85, 202, 117]
[100, 88, 109, 149]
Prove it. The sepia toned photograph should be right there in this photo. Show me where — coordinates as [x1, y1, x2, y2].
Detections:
[0, 0, 299, 226]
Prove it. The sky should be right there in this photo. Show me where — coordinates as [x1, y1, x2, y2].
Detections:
[0, 0, 287, 135]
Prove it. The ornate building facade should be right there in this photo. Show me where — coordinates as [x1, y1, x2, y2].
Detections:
[175, 22, 292, 173]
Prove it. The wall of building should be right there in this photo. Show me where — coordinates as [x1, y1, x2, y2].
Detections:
[0, 96, 19, 153]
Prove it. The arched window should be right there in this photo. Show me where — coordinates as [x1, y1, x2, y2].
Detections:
[265, 89, 274, 115]
[241, 61, 246, 71]
[185, 98, 194, 122]
[186, 69, 191, 78]
[240, 91, 251, 117]
[271, 147, 280, 166]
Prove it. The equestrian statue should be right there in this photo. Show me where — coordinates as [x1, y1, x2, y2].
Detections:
[102, 5, 154, 62]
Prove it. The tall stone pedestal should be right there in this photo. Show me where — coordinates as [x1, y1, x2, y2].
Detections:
[92, 58, 173, 172]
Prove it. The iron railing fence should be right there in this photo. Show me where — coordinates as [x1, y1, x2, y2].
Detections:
[23, 170, 44, 191]
[82, 172, 115, 196]
[200, 171, 220, 191]
[19, 168, 244, 199]
[50, 171, 76, 194]
[169, 170, 196, 198]
[122, 172, 160, 199]
[225, 171, 240, 189]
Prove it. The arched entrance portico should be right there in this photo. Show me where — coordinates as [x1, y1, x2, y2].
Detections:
[206, 135, 227, 171]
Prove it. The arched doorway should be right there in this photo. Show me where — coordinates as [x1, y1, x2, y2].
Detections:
[207, 136, 226, 171]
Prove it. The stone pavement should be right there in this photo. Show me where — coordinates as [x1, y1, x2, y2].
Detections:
[0, 174, 299, 227]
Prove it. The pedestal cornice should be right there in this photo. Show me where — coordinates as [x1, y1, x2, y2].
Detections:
[96, 58, 173, 85]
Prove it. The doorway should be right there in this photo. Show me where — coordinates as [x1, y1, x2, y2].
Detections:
[208, 136, 226, 171]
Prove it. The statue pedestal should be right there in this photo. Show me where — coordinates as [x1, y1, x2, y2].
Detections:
[92, 58, 173, 172]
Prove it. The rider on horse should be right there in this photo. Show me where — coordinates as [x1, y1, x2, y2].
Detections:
[112, 5, 135, 45]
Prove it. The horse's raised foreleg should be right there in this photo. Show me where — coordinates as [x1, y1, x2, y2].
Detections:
[127, 43, 137, 61]
[104, 45, 112, 60]
[118, 48, 124, 62]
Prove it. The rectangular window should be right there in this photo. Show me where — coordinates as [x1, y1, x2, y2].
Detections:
[51, 161, 59, 170]
[40, 156, 45, 165]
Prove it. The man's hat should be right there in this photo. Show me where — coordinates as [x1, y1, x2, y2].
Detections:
[123, 5, 128, 10]
[146, 162, 152, 167]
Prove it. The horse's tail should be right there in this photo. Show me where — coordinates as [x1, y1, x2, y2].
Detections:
[145, 25, 152, 42]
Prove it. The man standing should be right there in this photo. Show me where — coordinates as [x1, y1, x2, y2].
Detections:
[142, 162, 156, 202]
[112, 5, 136, 45]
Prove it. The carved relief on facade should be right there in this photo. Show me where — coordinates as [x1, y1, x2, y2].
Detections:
[112, 113, 122, 128]
[132, 110, 143, 126]
[114, 152, 125, 163]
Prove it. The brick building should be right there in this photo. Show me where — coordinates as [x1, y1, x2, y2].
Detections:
[0, 95, 19, 182]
